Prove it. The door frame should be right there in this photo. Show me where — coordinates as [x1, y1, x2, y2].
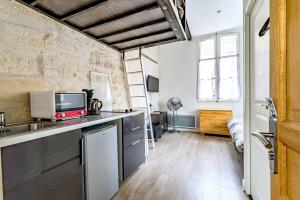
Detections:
[243, 0, 257, 195]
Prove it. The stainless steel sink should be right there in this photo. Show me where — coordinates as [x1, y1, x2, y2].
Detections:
[0, 121, 58, 136]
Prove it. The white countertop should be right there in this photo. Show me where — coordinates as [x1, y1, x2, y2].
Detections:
[0, 111, 144, 148]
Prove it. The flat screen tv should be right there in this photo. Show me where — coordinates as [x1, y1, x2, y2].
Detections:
[147, 75, 159, 92]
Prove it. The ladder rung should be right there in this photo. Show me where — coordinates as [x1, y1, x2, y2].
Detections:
[131, 96, 146, 98]
[126, 71, 142, 74]
[124, 58, 140, 61]
[128, 84, 144, 86]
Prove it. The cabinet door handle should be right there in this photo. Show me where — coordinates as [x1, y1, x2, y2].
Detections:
[131, 139, 141, 146]
[130, 126, 140, 132]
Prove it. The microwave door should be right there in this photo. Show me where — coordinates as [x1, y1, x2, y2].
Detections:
[55, 93, 86, 112]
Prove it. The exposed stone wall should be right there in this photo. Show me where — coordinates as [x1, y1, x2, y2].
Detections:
[0, 0, 129, 123]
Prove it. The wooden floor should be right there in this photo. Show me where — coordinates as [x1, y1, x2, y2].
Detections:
[113, 132, 249, 200]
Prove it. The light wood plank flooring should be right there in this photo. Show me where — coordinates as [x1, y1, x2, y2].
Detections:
[113, 132, 249, 200]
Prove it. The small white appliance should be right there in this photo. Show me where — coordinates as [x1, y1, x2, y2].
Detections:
[83, 125, 119, 200]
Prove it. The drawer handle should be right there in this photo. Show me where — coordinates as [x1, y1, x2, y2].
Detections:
[130, 126, 140, 132]
[131, 139, 141, 146]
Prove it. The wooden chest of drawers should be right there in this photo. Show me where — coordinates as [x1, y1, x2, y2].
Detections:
[199, 110, 233, 136]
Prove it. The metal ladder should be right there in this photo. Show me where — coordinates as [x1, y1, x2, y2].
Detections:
[123, 48, 155, 151]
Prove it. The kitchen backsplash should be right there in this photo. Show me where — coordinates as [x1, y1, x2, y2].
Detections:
[0, 0, 129, 123]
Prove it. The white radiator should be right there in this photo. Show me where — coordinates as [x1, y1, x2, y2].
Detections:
[167, 114, 197, 129]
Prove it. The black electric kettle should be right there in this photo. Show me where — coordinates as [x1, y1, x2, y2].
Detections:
[82, 89, 103, 115]
[90, 98, 103, 115]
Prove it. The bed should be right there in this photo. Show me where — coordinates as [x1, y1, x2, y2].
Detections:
[227, 118, 244, 153]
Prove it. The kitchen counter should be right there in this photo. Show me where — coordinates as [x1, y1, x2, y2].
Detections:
[0, 111, 144, 148]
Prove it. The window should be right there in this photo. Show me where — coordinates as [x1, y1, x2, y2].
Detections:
[197, 32, 240, 101]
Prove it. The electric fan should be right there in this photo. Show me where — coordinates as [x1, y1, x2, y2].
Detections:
[167, 97, 183, 133]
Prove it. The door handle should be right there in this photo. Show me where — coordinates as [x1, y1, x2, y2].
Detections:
[251, 131, 273, 149]
[259, 17, 270, 37]
[257, 132, 274, 138]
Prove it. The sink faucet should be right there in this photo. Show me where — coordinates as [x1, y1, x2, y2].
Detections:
[0, 112, 6, 128]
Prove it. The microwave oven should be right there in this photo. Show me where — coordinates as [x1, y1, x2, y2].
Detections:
[30, 91, 88, 120]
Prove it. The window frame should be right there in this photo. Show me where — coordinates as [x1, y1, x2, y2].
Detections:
[197, 31, 241, 102]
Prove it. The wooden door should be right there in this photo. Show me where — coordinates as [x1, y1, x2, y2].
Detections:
[270, 0, 300, 199]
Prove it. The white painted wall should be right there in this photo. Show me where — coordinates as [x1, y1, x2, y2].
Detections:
[124, 47, 160, 111]
[142, 47, 160, 111]
[244, 0, 251, 10]
[159, 28, 244, 126]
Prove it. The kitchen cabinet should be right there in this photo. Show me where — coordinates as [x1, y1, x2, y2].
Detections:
[122, 113, 145, 180]
[0, 111, 145, 199]
[1, 129, 84, 200]
[123, 138, 145, 179]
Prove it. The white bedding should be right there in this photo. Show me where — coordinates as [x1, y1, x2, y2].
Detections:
[227, 118, 244, 153]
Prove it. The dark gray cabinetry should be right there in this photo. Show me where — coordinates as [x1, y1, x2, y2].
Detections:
[122, 114, 145, 179]
[1, 130, 84, 200]
[123, 138, 145, 179]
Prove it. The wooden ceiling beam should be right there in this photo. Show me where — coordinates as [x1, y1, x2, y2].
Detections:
[32, 4, 60, 18]
[120, 37, 178, 51]
[30, 0, 40, 6]
[14, 0, 121, 52]
[60, 0, 111, 21]
[98, 18, 167, 40]
[17, 0, 183, 52]
[81, 3, 160, 32]
[109, 29, 173, 45]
